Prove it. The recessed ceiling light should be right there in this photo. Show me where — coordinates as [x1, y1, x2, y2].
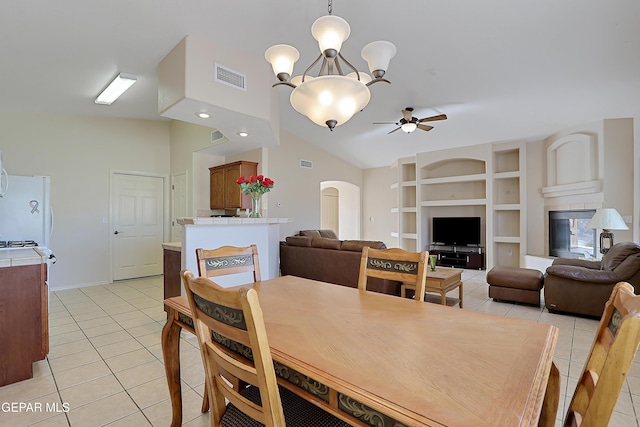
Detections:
[196, 112, 211, 119]
[238, 132, 249, 137]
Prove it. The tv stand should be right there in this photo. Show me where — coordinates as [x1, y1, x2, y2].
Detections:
[429, 245, 485, 270]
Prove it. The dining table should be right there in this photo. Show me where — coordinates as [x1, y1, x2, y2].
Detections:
[162, 275, 559, 427]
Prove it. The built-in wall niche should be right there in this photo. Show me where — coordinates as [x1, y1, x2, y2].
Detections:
[494, 177, 520, 205]
[400, 238, 417, 252]
[493, 149, 519, 173]
[401, 163, 416, 182]
[542, 132, 601, 198]
[401, 185, 416, 207]
[401, 212, 417, 234]
[494, 210, 520, 239]
[421, 181, 486, 202]
[421, 158, 486, 180]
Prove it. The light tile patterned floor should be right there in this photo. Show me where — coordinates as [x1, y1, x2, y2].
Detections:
[1, 271, 639, 426]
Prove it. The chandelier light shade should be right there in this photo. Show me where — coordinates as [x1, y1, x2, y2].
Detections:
[265, 0, 396, 130]
[401, 122, 417, 133]
[587, 208, 629, 254]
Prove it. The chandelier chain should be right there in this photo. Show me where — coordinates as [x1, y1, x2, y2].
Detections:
[328, 0, 332, 15]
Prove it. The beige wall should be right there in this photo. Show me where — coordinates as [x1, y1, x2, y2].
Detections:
[0, 112, 170, 289]
[361, 166, 398, 246]
[265, 130, 363, 239]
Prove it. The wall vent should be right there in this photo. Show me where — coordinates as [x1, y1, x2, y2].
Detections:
[300, 159, 313, 169]
[211, 130, 227, 146]
[215, 63, 246, 91]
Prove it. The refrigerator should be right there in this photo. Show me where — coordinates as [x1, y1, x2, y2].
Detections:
[0, 175, 52, 248]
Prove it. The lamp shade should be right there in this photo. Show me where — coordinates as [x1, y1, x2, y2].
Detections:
[361, 41, 397, 75]
[311, 15, 351, 54]
[264, 44, 300, 78]
[587, 208, 629, 230]
[290, 75, 370, 128]
[346, 71, 372, 84]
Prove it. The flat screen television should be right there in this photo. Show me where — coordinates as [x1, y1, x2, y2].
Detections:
[432, 217, 481, 246]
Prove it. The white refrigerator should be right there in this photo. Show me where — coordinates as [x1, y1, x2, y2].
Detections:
[0, 175, 52, 247]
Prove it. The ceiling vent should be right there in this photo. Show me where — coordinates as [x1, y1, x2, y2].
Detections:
[211, 130, 227, 146]
[300, 159, 313, 169]
[215, 63, 246, 91]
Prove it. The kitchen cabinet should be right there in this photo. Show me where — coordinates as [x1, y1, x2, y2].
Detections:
[0, 249, 48, 386]
[209, 161, 258, 210]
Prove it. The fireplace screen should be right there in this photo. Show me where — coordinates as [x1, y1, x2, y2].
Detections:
[549, 210, 596, 258]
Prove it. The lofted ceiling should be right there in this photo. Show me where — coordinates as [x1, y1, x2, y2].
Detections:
[2, 0, 639, 169]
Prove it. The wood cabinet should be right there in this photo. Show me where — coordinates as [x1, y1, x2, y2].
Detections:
[209, 161, 258, 210]
[0, 262, 48, 386]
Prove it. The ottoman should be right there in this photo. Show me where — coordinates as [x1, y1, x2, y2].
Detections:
[487, 266, 544, 306]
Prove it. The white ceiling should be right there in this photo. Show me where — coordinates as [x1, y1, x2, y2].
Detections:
[3, 0, 639, 169]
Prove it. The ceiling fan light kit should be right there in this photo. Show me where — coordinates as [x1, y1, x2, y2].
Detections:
[375, 107, 447, 134]
[264, 0, 396, 131]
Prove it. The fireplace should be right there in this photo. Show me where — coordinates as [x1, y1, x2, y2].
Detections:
[549, 209, 596, 258]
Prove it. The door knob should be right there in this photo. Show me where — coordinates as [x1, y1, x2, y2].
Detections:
[114, 231, 123, 235]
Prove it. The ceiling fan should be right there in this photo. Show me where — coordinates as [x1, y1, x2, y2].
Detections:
[374, 107, 447, 134]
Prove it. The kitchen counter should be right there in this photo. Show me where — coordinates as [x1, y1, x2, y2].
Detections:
[177, 217, 291, 225]
[0, 247, 47, 268]
[162, 242, 181, 252]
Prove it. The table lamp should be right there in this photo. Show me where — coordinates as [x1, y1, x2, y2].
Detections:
[587, 208, 628, 254]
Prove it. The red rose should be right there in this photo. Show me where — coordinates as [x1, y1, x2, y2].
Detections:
[236, 176, 245, 184]
[265, 178, 274, 186]
[262, 181, 270, 187]
[250, 175, 256, 183]
[257, 174, 264, 181]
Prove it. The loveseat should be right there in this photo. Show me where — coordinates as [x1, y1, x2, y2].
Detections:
[544, 242, 640, 317]
[279, 230, 402, 295]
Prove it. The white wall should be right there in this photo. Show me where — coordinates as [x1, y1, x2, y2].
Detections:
[0, 112, 170, 289]
[361, 166, 398, 246]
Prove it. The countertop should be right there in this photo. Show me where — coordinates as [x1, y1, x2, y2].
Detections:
[162, 242, 181, 252]
[177, 217, 292, 225]
[0, 247, 47, 268]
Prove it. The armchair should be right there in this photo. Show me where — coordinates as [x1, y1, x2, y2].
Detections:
[544, 242, 640, 317]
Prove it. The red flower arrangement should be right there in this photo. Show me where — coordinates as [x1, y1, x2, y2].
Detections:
[236, 174, 275, 196]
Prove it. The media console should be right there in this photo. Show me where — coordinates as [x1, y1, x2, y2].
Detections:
[429, 245, 485, 270]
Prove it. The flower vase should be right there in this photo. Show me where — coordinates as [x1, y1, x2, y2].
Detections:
[250, 195, 262, 218]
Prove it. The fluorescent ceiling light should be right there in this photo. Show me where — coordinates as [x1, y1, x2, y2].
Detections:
[95, 73, 137, 105]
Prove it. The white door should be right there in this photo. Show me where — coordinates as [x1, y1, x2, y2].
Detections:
[112, 173, 164, 281]
[171, 171, 188, 242]
[321, 187, 339, 236]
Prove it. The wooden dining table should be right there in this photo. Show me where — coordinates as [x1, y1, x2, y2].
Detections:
[162, 275, 559, 427]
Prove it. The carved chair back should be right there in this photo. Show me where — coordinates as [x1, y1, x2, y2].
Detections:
[564, 282, 640, 426]
[357, 247, 428, 301]
[196, 245, 261, 282]
[182, 270, 285, 427]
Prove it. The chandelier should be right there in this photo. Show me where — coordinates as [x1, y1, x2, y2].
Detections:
[264, 0, 396, 131]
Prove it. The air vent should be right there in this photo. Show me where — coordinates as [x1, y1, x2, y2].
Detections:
[215, 63, 246, 91]
[300, 159, 313, 169]
[211, 130, 227, 146]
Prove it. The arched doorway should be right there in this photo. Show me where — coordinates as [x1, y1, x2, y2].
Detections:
[320, 181, 360, 239]
[321, 187, 339, 236]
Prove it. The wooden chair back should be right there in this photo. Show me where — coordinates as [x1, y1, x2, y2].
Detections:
[564, 281, 640, 427]
[357, 247, 428, 301]
[182, 270, 285, 427]
[196, 244, 261, 282]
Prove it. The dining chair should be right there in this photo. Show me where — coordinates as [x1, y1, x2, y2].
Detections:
[196, 244, 261, 282]
[545, 282, 640, 427]
[181, 270, 351, 427]
[162, 244, 262, 416]
[357, 247, 428, 301]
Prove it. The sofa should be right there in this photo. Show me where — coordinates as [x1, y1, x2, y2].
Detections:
[544, 242, 640, 317]
[279, 230, 402, 296]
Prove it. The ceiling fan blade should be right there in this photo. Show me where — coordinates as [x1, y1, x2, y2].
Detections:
[417, 114, 447, 123]
[373, 122, 398, 125]
[402, 109, 413, 121]
[388, 127, 402, 134]
[417, 124, 434, 132]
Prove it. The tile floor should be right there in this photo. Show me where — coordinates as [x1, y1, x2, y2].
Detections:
[1, 271, 639, 426]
